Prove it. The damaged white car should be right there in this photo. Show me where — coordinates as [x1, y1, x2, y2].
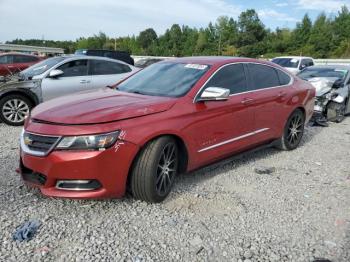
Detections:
[297, 65, 350, 124]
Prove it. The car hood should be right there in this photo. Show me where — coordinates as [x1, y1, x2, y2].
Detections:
[307, 77, 338, 97]
[31, 88, 177, 125]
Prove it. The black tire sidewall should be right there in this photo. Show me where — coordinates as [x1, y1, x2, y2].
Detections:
[0, 94, 32, 126]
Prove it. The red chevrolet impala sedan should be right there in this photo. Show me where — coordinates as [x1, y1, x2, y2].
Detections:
[19, 57, 315, 202]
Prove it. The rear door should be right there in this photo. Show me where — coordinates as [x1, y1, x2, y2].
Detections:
[246, 63, 293, 142]
[41, 59, 90, 101]
[0, 55, 14, 75]
[88, 59, 133, 89]
[13, 55, 39, 72]
[188, 63, 255, 166]
[0, 55, 10, 76]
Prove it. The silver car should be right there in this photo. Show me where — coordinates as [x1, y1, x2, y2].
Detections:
[0, 55, 138, 125]
[297, 65, 350, 124]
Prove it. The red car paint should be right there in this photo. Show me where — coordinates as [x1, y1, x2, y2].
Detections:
[0, 53, 42, 76]
[19, 57, 315, 199]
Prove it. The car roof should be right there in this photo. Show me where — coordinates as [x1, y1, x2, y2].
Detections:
[273, 56, 313, 59]
[165, 56, 276, 67]
[0, 52, 38, 57]
[307, 65, 350, 70]
[61, 55, 132, 66]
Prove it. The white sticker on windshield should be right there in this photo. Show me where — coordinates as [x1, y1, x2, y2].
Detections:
[184, 64, 208, 70]
[290, 58, 298, 63]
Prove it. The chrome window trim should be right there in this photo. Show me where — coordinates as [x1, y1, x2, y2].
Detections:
[20, 129, 62, 157]
[193, 61, 294, 103]
[198, 128, 270, 153]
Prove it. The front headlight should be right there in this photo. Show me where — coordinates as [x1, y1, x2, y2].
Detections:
[56, 131, 120, 150]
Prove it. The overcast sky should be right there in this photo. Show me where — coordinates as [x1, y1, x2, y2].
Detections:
[0, 0, 348, 42]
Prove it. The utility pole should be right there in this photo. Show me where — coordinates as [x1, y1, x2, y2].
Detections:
[114, 38, 117, 51]
[218, 31, 222, 55]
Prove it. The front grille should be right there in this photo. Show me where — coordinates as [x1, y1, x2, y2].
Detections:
[23, 132, 60, 155]
[20, 162, 47, 185]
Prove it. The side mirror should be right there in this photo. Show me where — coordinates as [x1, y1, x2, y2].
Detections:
[197, 87, 230, 102]
[49, 69, 64, 78]
[332, 79, 344, 89]
[299, 64, 306, 70]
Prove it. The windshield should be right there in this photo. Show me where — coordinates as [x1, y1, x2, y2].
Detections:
[117, 62, 210, 97]
[297, 67, 348, 80]
[272, 58, 299, 68]
[21, 56, 65, 78]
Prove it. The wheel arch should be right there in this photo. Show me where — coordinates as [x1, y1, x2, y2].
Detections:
[0, 89, 39, 107]
[138, 133, 189, 174]
[125, 132, 190, 192]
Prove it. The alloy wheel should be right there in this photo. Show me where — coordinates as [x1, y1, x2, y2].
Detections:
[156, 143, 177, 196]
[2, 99, 30, 123]
[287, 114, 303, 147]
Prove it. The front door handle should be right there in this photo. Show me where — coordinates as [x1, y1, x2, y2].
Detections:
[241, 98, 254, 105]
[80, 80, 90, 84]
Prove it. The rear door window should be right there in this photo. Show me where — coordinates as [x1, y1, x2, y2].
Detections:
[14, 55, 39, 63]
[90, 60, 131, 75]
[247, 64, 280, 90]
[57, 59, 88, 77]
[204, 63, 247, 94]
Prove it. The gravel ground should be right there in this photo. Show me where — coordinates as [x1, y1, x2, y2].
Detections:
[0, 120, 349, 262]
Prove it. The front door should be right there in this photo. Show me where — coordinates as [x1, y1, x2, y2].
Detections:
[185, 63, 255, 167]
[41, 59, 90, 101]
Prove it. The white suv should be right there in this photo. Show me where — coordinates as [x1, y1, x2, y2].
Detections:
[271, 56, 314, 75]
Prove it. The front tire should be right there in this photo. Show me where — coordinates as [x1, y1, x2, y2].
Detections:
[130, 136, 178, 203]
[0, 94, 33, 126]
[276, 109, 305, 151]
[327, 101, 346, 123]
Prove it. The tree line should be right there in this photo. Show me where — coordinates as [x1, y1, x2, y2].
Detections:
[7, 6, 350, 58]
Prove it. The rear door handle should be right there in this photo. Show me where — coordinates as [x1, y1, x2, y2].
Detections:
[241, 98, 254, 105]
[80, 80, 90, 84]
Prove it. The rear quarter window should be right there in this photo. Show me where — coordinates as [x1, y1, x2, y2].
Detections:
[276, 70, 291, 85]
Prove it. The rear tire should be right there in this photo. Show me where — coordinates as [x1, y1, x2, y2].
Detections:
[275, 109, 305, 151]
[0, 94, 33, 126]
[130, 136, 178, 203]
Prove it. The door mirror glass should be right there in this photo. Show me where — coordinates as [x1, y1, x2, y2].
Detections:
[49, 69, 64, 78]
[198, 87, 230, 102]
[299, 64, 306, 70]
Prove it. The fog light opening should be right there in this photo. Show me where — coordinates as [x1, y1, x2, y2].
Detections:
[56, 180, 101, 191]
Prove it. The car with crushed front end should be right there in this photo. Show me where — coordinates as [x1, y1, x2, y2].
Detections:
[297, 65, 350, 124]
[19, 57, 315, 203]
[0, 55, 138, 126]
